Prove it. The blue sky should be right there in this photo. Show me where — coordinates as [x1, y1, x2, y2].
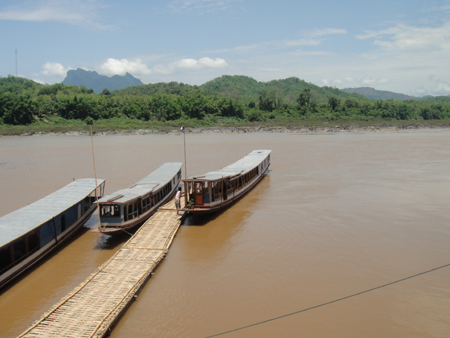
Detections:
[1, 0, 450, 96]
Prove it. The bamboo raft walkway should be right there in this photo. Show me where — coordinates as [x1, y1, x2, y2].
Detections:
[19, 198, 186, 338]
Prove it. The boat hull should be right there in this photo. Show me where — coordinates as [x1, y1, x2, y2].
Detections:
[0, 204, 97, 290]
[187, 165, 269, 215]
[95, 189, 177, 235]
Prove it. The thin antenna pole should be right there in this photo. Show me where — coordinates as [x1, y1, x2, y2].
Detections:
[90, 126, 101, 230]
[182, 126, 187, 179]
[15, 48, 17, 77]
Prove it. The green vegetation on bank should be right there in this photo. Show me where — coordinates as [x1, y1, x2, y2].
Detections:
[1, 74, 450, 135]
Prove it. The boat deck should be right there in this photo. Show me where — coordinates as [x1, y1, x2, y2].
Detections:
[19, 198, 185, 338]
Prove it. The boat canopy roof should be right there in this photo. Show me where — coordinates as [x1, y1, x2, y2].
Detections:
[186, 150, 271, 181]
[98, 162, 183, 205]
[0, 178, 105, 248]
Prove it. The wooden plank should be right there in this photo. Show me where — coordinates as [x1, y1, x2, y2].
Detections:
[19, 198, 185, 338]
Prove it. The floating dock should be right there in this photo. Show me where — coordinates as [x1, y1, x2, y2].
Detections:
[19, 198, 185, 338]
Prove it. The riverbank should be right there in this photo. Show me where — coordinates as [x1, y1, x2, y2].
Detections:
[3, 120, 450, 137]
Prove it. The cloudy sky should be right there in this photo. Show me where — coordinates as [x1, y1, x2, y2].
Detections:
[1, 0, 450, 96]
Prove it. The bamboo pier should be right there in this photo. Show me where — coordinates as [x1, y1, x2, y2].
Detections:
[19, 198, 185, 338]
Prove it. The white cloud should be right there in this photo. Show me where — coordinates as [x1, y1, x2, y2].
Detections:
[97, 57, 228, 77]
[174, 57, 227, 69]
[320, 76, 389, 88]
[98, 58, 152, 76]
[0, 0, 110, 29]
[307, 28, 347, 37]
[41, 62, 72, 77]
[168, 0, 238, 12]
[428, 75, 450, 95]
[355, 23, 450, 51]
[285, 39, 321, 47]
[32, 78, 46, 85]
[208, 28, 345, 55]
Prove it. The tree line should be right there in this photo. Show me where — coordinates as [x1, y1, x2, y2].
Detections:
[1, 75, 450, 126]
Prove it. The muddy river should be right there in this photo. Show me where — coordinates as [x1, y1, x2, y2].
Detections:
[1, 130, 450, 337]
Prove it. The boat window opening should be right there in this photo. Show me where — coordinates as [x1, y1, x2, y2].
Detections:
[27, 231, 39, 254]
[61, 215, 66, 232]
[195, 182, 203, 194]
[212, 181, 222, 201]
[194, 181, 205, 205]
[142, 196, 149, 212]
[101, 205, 120, 217]
[223, 180, 228, 200]
[14, 239, 27, 263]
[134, 201, 139, 217]
[127, 204, 133, 219]
[124, 206, 128, 222]
[0, 246, 12, 274]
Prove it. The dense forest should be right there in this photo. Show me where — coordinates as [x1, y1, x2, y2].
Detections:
[1, 74, 450, 133]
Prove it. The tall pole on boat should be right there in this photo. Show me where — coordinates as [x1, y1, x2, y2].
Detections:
[181, 125, 187, 179]
[90, 126, 101, 230]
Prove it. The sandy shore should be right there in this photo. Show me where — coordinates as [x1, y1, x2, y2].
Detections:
[9, 122, 450, 137]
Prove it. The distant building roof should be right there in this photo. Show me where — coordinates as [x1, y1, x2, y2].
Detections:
[186, 150, 271, 181]
[0, 178, 105, 248]
[98, 162, 183, 204]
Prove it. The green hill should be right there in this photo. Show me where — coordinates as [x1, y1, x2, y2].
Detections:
[115, 75, 367, 104]
[201, 75, 367, 103]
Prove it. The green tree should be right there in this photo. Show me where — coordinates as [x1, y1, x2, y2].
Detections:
[297, 88, 311, 108]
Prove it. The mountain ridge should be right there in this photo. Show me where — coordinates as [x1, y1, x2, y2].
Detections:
[342, 87, 417, 100]
[62, 68, 143, 93]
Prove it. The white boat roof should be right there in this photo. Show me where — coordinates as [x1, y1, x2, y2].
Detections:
[0, 178, 105, 248]
[98, 162, 183, 204]
[188, 150, 271, 181]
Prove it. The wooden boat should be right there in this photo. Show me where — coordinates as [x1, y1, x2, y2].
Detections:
[0, 179, 105, 289]
[182, 150, 271, 214]
[95, 162, 183, 235]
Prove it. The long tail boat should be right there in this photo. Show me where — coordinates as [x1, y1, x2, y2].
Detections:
[182, 150, 271, 214]
[94, 162, 183, 235]
[0, 179, 105, 289]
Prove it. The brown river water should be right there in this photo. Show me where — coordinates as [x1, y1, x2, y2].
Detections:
[1, 130, 450, 337]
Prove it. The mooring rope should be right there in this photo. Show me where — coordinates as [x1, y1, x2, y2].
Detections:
[205, 262, 450, 337]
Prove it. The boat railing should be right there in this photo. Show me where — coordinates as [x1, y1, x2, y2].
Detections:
[127, 210, 139, 220]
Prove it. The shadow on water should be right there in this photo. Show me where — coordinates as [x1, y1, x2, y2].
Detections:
[94, 232, 132, 250]
[175, 174, 272, 261]
[87, 213, 139, 250]
[182, 208, 229, 226]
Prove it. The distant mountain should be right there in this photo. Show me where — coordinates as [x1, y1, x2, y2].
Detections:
[62, 68, 143, 93]
[342, 87, 416, 101]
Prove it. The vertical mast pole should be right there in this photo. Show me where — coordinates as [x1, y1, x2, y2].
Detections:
[90, 126, 101, 229]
